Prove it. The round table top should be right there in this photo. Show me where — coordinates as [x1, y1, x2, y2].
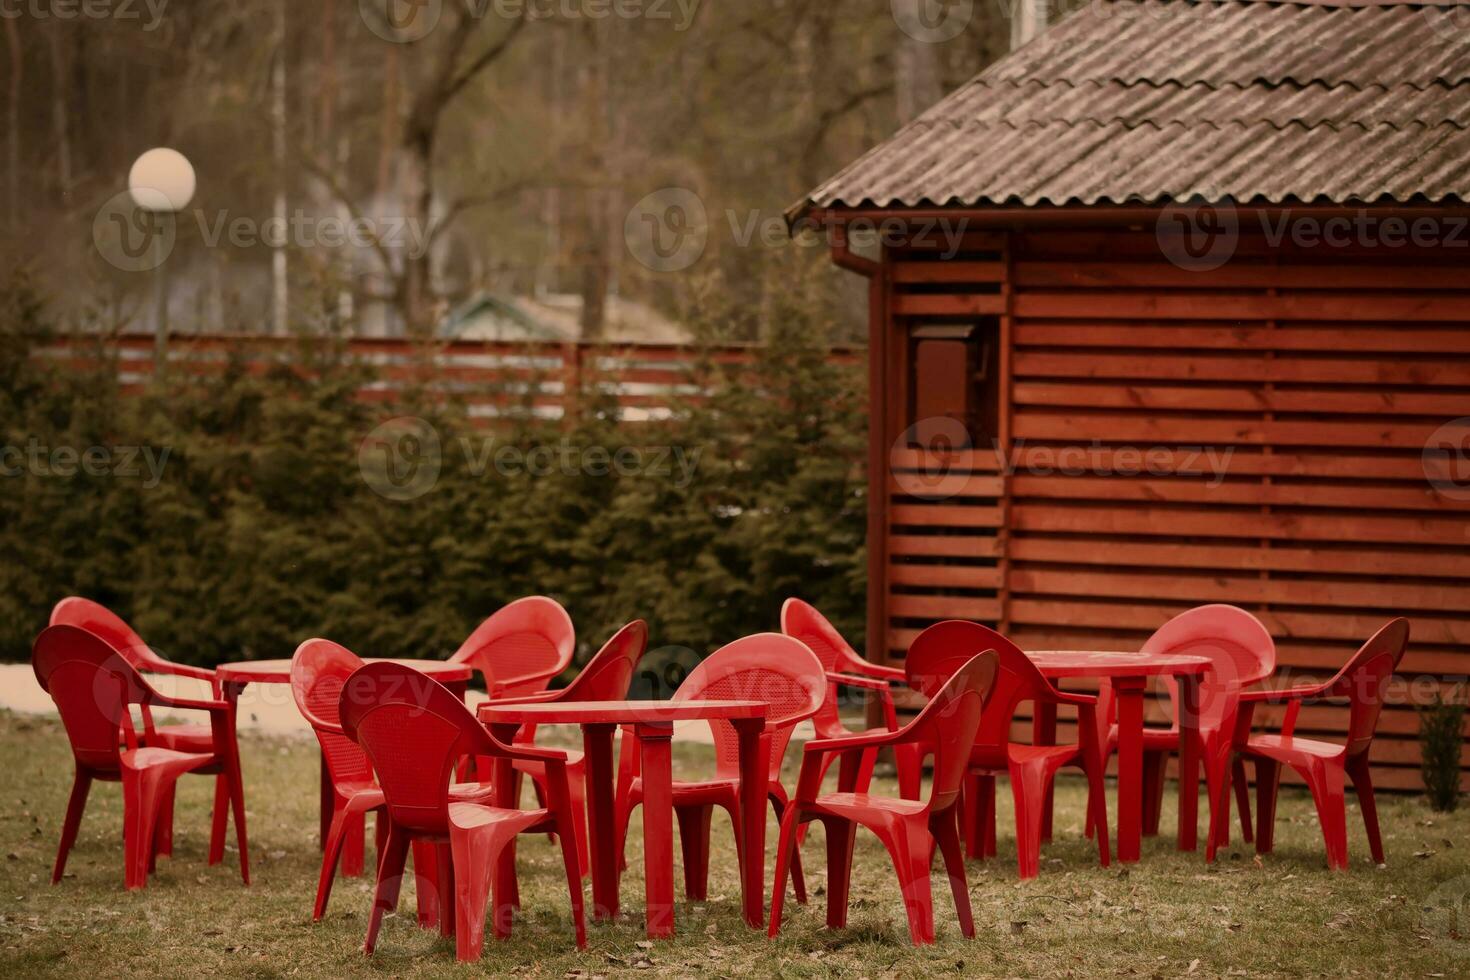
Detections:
[216, 658, 473, 685]
[1027, 650, 1211, 679]
[479, 699, 766, 726]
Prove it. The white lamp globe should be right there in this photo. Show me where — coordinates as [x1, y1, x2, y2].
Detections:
[128, 148, 196, 212]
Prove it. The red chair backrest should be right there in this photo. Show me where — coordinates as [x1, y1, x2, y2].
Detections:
[339, 663, 502, 834]
[780, 598, 857, 739]
[1142, 604, 1276, 731]
[1328, 618, 1410, 758]
[674, 633, 825, 781]
[50, 597, 170, 673]
[450, 596, 575, 696]
[558, 621, 648, 702]
[290, 639, 377, 790]
[906, 620, 1053, 767]
[32, 624, 149, 771]
[904, 651, 999, 813]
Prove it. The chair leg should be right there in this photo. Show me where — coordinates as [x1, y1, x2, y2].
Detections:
[545, 775, 588, 949]
[451, 827, 497, 962]
[1010, 763, 1048, 880]
[881, 820, 935, 945]
[1232, 757, 1253, 844]
[1304, 761, 1349, 871]
[770, 796, 806, 904]
[767, 803, 802, 937]
[1203, 750, 1233, 864]
[1142, 751, 1166, 838]
[933, 808, 974, 939]
[823, 817, 857, 930]
[313, 805, 357, 920]
[53, 768, 92, 884]
[365, 826, 410, 954]
[1346, 756, 1385, 865]
[566, 769, 589, 879]
[154, 782, 175, 860]
[676, 804, 714, 901]
[208, 772, 228, 866]
[225, 751, 250, 885]
[1253, 758, 1280, 855]
[1081, 753, 1111, 868]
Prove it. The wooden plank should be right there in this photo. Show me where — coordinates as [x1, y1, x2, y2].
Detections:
[889, 534, 1001, 558]
[889, 594, 1003, 620]
[1015, 291, 1470, 323]
[888, 474, 1005, 499]
[891, 293, 1007, 317]
[1009, 503, 1470, 547]
[1011, 412, 1465, 451]
[1015, 322, 1470, 354]
[1005, 537, 1470, 580]
[1009, 446, 1433, 482]
[1012, 381, 1470, 418]
[889, 504, 1005, 528]
[890, 447, 1004, 472]
[893, 261, 1006, 284]
[1013, 351, 1470, 386]
[1007, 475, 1468, 513]
[1014, 260, 1470, 291]
[888, 564, 1004, 589]
[1006, 568, 1470, 615]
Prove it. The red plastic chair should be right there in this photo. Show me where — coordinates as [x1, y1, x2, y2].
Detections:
[339, 662, 586, 961]
[780, 599, 908, 794]
[1085, 604, 1276, 858]
[903, 621, 1111, 879]
[1234, 618, 1408, 870]
[768, 651, 999, 945]
[291, 639, 496, 923]
[33, 624, 249, 890]
[613, 633, 825, 903]
[50, 597, 230, 860]
[493, 620, 649, 893]
[450, 596, 576, 698]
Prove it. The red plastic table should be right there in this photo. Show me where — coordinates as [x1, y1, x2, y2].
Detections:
[217, 658, 472, 874]
[1027, 651, 1211, 863]
[479, 699, 768, 938]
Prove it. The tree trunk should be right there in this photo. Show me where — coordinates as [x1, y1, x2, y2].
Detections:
[895, 36, 942, 126]
[577, 18, 611, 341]
[47, 27, 72, 202]
[4, 18, 20, 228]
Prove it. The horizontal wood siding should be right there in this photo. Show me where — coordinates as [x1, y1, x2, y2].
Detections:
[998, 226, 1470, 792]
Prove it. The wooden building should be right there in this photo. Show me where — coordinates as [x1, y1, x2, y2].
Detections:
[789, 0, 1470, 790]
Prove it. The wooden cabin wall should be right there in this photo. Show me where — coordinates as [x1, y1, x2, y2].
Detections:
[875, 222, 1470, 792]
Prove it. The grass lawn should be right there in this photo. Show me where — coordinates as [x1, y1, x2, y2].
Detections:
[0, 707, 1465, 978]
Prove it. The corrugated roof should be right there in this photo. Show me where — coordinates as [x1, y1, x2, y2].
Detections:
[793, 0, 1470, 215]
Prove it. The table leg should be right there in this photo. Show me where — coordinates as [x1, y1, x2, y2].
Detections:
[734, 720, 768, 929]
[1032, 701, 1058, 843]
[1114, 676, 1147, 863]
[583, 723, 619, 922]
[1176, 675, 1202, 852]
[211, 681, 246, 867]
[637, 723, 676, 938]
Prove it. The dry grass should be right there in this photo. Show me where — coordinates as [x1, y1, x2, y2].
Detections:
[0, 708, 1465, 978]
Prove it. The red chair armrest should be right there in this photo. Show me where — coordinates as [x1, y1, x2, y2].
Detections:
[804, 728, 906, 755]
[827, 671, 888, 692]
[148, 693, 230, 714]
[1239, 684, 1328, 705]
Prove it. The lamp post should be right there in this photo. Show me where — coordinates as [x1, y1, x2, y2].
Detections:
[128, 148, 195, 372]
